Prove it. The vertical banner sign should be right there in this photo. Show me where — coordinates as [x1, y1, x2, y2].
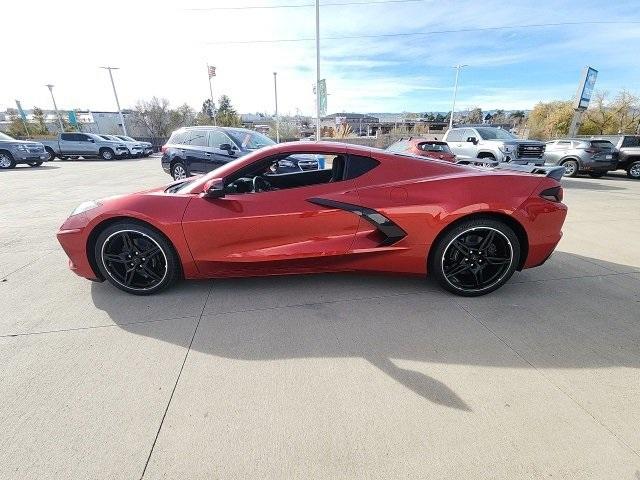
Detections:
[15, 100, 27, 121]
[318, 79, 327, 117]
[68, 111, 78, 127]
[574, 66, 598, 110]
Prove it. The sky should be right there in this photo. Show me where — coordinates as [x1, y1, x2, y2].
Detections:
[2, 0, 640, 116]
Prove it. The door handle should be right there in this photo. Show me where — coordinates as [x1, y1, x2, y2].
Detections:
[204, 153, 212, 157]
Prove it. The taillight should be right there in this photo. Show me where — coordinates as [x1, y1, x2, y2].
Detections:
[540, 186, 563, 202]
[161, 145, 167, 153]
[584, 148, 599, 154]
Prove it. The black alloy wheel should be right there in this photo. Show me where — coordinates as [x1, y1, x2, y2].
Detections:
[94, 222, 180, 294]
[431, 219, 520, 296]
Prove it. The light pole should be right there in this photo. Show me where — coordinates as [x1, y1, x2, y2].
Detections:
[448, 64, 467, 131]
[100, 66, 127, 135]
[273, 72, 280, 142]
[315, 0, 321, 140]
[45, 84, 64, 132]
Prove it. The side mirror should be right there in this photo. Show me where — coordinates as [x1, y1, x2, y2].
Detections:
[203, 177, 226, 198]
[88, 138, 95, 143]
[219, 143, 234, 155]
[467, 136, 478, 145]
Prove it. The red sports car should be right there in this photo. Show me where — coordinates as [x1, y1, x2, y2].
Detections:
[387, 138, 457, 162]
[57, 141, 567, 297]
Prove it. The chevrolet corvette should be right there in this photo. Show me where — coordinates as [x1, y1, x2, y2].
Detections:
[57, 141, 567, 296]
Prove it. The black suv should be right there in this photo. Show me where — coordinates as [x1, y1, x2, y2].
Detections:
[590, 135, 640, 179]
[161, 126, 318, 180]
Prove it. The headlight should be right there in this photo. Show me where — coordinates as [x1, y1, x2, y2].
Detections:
[70, 200, 101, 216]
[499, 144, 515, 154]
[14, 144, 28, 151]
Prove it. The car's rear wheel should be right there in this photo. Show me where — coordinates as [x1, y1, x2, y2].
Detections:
[627, 161, 640, 179]
[430, 218, 520, 296]
[0, 151, 16, 169]
[171, 162, 188, 180]
[561, 159, 579, 177]
[94, 222, 180, 295]
[44, 147, 56, 161]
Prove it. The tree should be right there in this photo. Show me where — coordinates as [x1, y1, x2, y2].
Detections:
[465, 107, 483, 124]
[492, 109, 506, 124]
[610, 89, 640, 134]
[32, 107, 49, 134]
[216, 95, 241, 127]
[509, 110, 525, 126]
[528, 101, 573, 140]
[132, 97, 196, 138]
[581, 91, 612, 135]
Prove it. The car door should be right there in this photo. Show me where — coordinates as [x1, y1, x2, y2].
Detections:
[183, 129, 211, 173]
[445, 129, 467, 158]
[58, 133, 78, 154]
[545, 140, 570, 164]
[456, 128, 479, 159]
[205, 129, 237, 172]
[76, 134, 98, 156]
[181, 150, 361, 276]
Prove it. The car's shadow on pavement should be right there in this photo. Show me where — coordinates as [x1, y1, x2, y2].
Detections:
[90, 252, 640, 411]
[0, 165, 60, 172]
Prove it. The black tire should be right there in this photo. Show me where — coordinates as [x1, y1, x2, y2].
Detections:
[627, 161, 640, 179]
[44, 147, 56, 161]
[429, 218, 521, 297]
[588, 172, 605, 178]
[171, 161, 189, 180]
[99, 148, 115, 161]
[0, 150, 16, 169]
[561, 159, 579, 177]
[94, 221, 180, 295]
[28, 161, 43, 167]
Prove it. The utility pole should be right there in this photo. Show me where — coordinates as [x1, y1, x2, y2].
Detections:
[315, 0, 321, 141]
[449, 64, 467, 131]
[100, 66, 127, 135]
[45, 84, 64, 132]
[273, 72, 280, 142]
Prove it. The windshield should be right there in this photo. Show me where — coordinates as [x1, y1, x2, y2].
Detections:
[474, 127, 517, 140]
[227, 130, 275, 150]
[0, 132, 15, 141]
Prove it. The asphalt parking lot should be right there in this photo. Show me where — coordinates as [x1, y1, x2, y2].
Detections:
[1, 156, 639, 479]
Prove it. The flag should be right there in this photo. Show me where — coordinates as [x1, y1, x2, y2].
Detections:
[208, 65, 216, 78]
[15, 100, 27, 121]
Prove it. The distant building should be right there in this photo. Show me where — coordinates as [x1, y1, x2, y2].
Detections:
[321, 113, 380, 136]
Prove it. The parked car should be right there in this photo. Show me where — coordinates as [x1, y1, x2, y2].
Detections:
[387, 138, 457, 162]
[99, 135, 144, 158]
[543, 139, 617, 178]
[39, 133, 129, 161]
[587, 135, 640, 179]
[161, 126, 318, 180]
[442, 126, 545, 165]
[57, 141, 567, 297]
[115, 135, 154, 156]
[0, 132, 48, 169]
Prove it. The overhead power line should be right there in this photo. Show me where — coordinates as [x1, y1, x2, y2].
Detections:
[187, 0, 427, 10]
[204, 21, 640, 45]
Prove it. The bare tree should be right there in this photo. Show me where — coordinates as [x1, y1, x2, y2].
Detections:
[582, 90, 611, 134]
[132, 97, 173, 138]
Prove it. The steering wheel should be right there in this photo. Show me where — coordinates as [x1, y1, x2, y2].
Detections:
[252, 176, 271, 192]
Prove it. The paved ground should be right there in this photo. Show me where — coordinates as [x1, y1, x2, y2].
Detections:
[1, 156, 639, 479]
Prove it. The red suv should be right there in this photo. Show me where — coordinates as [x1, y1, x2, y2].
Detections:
[386, 138, 457, 162]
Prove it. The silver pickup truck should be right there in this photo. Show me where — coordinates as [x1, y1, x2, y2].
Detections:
[443, 126, 545, 166]
[39, 133, 129, 161]
[0, 132, 48, 169]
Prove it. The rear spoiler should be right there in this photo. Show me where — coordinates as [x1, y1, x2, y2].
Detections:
[456, 160, 565, 181]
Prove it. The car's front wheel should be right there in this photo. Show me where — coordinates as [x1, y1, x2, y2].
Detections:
[627, 161, 640, 179]
[0, 151, 16, 169]
[99, 148, 115, 161]
[94, 221, 180, 295]
[171, 161, 188, 180]
[430, 218, 520, 296]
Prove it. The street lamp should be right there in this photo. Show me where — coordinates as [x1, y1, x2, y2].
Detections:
[273, 72, 280, 143]
[448, 64, 468, 131]
[315, 0, 321, 141]
[100, 66, 127, 135]
[45, 84, 64, 132]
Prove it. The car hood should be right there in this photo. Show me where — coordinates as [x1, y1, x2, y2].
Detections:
[482, 139, 544, 145]
[0, 139, 42, 146]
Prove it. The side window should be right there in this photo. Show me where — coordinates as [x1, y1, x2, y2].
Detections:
[189, 130, 208, 147]
[345, 155, 379, 179]
[557, 140, 571, 149]
[446, 129, 463, 142]
[622, 136, 640, 148]
[77, 134, 90, 142]
[387, 140, 409, 152]
[60, 133, 74, 141]
[209, 130, 231, 149]
[168, 131, 185, 145]
[463, 129, 477, 141]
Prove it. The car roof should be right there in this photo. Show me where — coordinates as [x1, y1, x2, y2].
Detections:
[180, 126, 256, 134]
